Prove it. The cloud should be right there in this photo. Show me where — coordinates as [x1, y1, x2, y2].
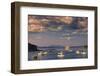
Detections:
[28, 16, 46, 32]
[48, 26, 63, 31]
[59, 16, 73, 25]
[77, 17, 88, 31]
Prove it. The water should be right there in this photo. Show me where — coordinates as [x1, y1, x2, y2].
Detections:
[28, 46, 88, 61]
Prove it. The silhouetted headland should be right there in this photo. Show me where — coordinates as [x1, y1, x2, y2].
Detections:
[28, 43, 42, 52]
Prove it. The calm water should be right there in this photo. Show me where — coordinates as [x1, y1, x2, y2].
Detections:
[28, 46, 88, 61]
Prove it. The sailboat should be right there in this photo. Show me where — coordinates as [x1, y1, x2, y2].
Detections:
[37, 51, 43, 57]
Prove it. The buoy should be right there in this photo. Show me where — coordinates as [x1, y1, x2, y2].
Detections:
[43, 51, 48, 55]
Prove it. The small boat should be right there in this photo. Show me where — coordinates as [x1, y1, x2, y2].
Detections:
[43, 51, 48, 55]
[76, 50, 80, 55]
[37, 51, 43, 60]
[32, 55, 38, 60]
[81, 51, 86, 55]
[57, 51, 64, 58]
[37, 51, 43, 56]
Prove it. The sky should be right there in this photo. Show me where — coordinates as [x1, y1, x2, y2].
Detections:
[28, 15, 88, 47]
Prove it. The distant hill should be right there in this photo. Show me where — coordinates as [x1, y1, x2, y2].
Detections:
[39, 45, 87, 48]
[28, 43, 39, 52]
[39, 45, 64, 48]
[70, 45, 87, 48]
[48, 45, 64, 48]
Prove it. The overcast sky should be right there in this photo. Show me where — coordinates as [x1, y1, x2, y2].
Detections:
[28, 15, 88, 47]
